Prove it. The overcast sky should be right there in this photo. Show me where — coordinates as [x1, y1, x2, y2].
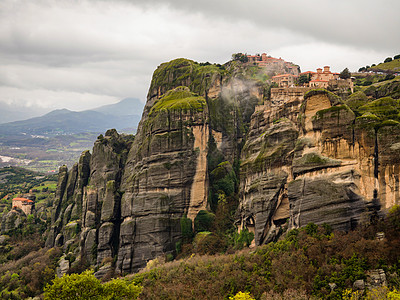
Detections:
[1, 0, 399, 112]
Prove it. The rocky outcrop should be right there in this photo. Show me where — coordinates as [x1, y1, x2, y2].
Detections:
[45, 56, 399, 276]
[238, 89, 400, 244]
[45, 58, 267, 274]
[1, 209, 26, 233]
[116, 86, 209, 272]
[46, 130, 133, 268]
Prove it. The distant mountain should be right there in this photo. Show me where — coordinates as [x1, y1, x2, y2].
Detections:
[93, 97, 144, 116]
[0, 102, 49, 124]
[0, 98, 144, 136]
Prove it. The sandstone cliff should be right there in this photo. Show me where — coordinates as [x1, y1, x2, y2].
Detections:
[45, 57, 400, 276]
[239, 88, 400, 244]
[45, 58, 267, 274]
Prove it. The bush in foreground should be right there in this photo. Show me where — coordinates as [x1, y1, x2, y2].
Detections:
[44, 270, 141, 300]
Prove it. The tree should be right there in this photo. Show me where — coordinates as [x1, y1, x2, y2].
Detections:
[232, 53, 248, 63]
[299, 73, 311, 85]
[394, 54, 400, 60]
[384, 57, 393, 63]
[339, 68, 351, 79]
[44, 270, 142, 300]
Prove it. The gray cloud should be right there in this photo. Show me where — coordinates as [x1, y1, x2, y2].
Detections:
[0, 0, 398, 112]
[128, 0, 400, 52]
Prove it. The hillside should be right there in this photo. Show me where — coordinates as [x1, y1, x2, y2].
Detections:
[93, 97, 144, 116]
[0, 108, 140, 136]
[131, 210, 400, 299]
[371, 58, 400, 72]
[0, 98, 143, 172]
[0, 102, 45, 124]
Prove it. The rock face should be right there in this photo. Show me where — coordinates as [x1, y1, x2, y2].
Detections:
[46, 58, 267, 274]
[116, 86, 209, 272]
[239, 88, 400, 244]
[46, 57, 400, 275]
[1, 209, 26, 233]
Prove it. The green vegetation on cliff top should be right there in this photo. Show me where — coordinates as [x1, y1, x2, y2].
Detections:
[149, 86, 207, 116]
[356, 96, 400, 130]
[314, 104, 354, 120]
[150, 58, 224, 96]
[345, 91, 370, 112]
[358, 97, 400, 120]
[371, 58, 400, 72]
[304, 89, 342, 106]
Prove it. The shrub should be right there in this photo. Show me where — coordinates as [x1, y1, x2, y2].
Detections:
[229, 291, 255, 300]
[44, 270, 142, 300]
[232, 228, 254, 250]
[194, 210, 215, 233]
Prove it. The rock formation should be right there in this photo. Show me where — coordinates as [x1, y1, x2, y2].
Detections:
[45, 58, 266, 274]
[45, 57, 400, 276]
[238, 88, 400, 244]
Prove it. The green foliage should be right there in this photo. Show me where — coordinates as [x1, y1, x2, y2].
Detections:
[149, 86, 206, 117]
[0, 243, 62, 299]
[102, 278, 142, 300]
[305, 223, 319, 236]
[363, 78, 400, 99]
[371, 58, 400, 72]
[194, 210, 216, 233]
[195, 232, 227, 255]
[44, 270, 142, 300]
[134, 211, 400, 299]
[232, 228, 254, 250]
[305, 89, 342, 105]
[340, 68, 351, 79]
[209, 161, 238, 211]
[0, 166, 57, 200]
[345, 91, 370, 112]
[180, 215, 193, 241]
[385, 57, 393, 63]
[229, 291, 255, 300]
[299, 73, 311, 85]
[232, 53, 249, 63]
[356, 97, 400, 130]
[149, 58, 224, 97]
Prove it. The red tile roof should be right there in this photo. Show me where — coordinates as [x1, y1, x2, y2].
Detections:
[13, 197, 33, 203]
[272, 74, 296, 78]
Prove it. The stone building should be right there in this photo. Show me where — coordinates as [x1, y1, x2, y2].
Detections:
[12, 197, 34, 215]
[300, 66, 353, 92]
[246, 53, 300, 75]
[271, 74, 298, 87]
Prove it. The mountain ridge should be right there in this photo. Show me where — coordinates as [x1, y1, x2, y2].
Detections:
[0, 98, 144, 135]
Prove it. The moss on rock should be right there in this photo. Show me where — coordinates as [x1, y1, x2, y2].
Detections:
[149, 86, 206, 117]
[358, 97, 400, 120]
[314, 104, 353, 120]
[345, 91, 370, 112]
[304, 89, 342, 106]
[293, 152, 341, 176]
[149, 58, 224, 97]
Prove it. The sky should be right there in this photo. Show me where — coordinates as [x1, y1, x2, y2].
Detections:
[1, 0, 399, 113]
